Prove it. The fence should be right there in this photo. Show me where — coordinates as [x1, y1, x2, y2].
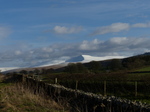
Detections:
[53, 78, 150, 98]
[19, 75, 150, 112]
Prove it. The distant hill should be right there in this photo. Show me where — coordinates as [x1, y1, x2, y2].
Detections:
[0, 67, 19, 72]
[141, 52, 150, 56]
[1, 55, 125, 73]
[66, 55, 125, 63]
[3, 52, 150, 74]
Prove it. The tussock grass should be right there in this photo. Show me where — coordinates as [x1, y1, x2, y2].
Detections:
[0, 82, 68, 112]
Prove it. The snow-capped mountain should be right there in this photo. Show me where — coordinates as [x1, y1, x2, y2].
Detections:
[0, 67, 19, 72]
[66, 55, 125, 63]
[0, 55, 125, 72]
[65, 55, 84, 62]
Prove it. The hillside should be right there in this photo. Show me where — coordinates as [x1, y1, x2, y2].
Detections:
[66, 55, 125, 63]
[2, 53, 150, 107]
[3, 52, 150, 74]
[1, 54, 125, 73]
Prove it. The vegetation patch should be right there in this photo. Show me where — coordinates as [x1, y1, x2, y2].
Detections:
[135, 66, 150, 72]
[0, 76, 68, 112]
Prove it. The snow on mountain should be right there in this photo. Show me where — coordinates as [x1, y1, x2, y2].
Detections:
[83, 55, 125, 62]
[0, 67, 19, 72]
[1, 55, 125, 72]
[66, 55, 125, 63]
[35, 60, 66, 67]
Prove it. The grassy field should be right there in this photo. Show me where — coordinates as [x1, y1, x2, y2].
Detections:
[1, 65, 150, 111]
[135, 66, 150, 71]
[40, 66, 150, 104]
[0, 75, 69, 112]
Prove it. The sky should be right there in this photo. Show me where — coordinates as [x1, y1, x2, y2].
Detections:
[1, 0, 150, 67]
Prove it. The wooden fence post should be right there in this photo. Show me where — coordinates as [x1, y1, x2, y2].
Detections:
[22, 75, 25, 82]
[75, 80, 78, 91]
[32, 74, 34, 79]
[55, 78, 58, 84]
[104, 80, 107, 96]
[135, 81, 137, 97]
[38, 75, 40, 81]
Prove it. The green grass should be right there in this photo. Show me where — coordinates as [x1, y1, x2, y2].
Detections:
[40, 70, 150, 104]
[126, 73, 150, 81]
[135, 66, 150, 71]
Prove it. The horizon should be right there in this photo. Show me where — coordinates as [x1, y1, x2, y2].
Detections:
[0, 54, 126, 72]
[1, 0, 150, 67]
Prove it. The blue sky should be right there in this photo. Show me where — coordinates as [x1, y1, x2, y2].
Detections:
[1, 0, 150, 67]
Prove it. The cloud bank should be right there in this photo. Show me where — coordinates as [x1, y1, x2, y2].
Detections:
[0, 37, 150, 67]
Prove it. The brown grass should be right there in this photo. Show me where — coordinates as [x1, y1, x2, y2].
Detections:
[0, 74, 4, 82]
[0, 82, 69, 112]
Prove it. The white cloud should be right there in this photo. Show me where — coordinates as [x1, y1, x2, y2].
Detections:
[1, 37, 150, 67]
[0, 26, 11, 39]
[108, 37, 129, 45]
[90, 22, 150, 36]
[52, 26, 82, 34]
[15, 50, 22, 55]
[90, 23, 130, 36]
[79, 39, 101, 50]
[132, 22, 150, 28]
[42, 47, 53, 52]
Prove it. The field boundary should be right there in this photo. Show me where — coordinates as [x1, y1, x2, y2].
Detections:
[14, 75, 150, 112]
